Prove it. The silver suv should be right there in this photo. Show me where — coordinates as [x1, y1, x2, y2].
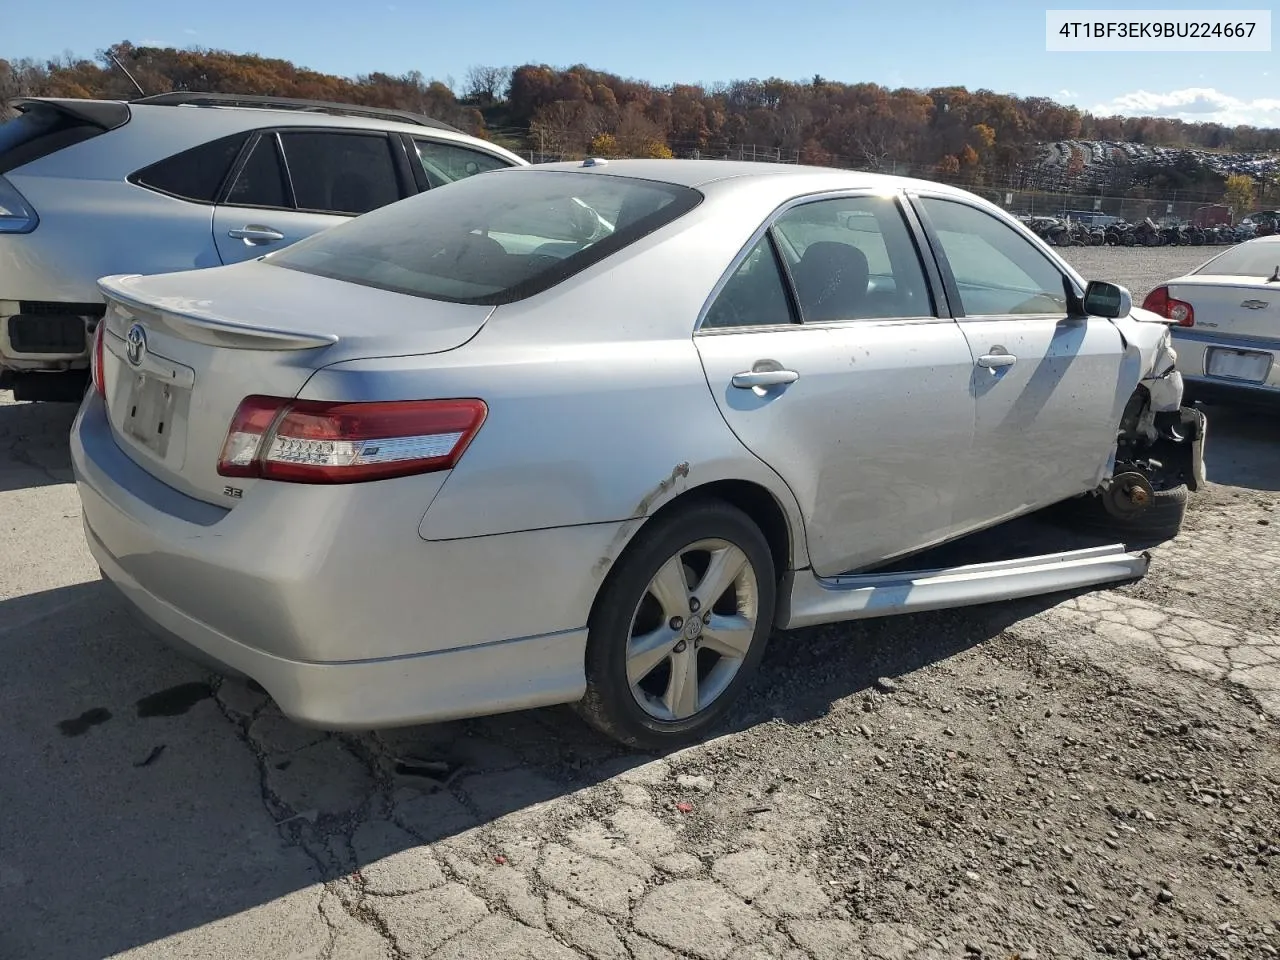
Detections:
[0, 92, 526, 400]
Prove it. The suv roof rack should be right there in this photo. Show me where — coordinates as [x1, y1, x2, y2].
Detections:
[131, 92, 462, 133]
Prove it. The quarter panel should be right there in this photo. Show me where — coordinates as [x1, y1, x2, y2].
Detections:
[0, 177, 219, 302]
[299, 337, 809, 566]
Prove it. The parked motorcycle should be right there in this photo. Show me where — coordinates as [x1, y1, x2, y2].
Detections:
[1134, 219, 1164, 246]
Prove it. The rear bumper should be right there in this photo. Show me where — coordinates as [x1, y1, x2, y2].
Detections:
[70, 392, 612, 728]
[1182, 375, 1280, 408]
[92, 539, 588, 729]
[0, 301, 99, 372]
[1172, 329, 1280, 407]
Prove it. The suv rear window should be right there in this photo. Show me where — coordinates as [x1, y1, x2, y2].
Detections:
[267, 170, 702, 305]
[0, 108, 108, 175]
[131, 133, 250, 203]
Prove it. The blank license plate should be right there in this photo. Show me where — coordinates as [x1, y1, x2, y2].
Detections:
[1206, 348, 1271, 382]
[122, 373, 177, 457]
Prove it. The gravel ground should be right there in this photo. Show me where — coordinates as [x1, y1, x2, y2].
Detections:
[1, 246, 1277, 960]
[1057, 246, 1217, 301]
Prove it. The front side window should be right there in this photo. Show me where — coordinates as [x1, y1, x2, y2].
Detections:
[918, 197, 1069, 316]
[703, 235, 797, 329]
[268, 170, 701, 305]
[414, 139, 511, 188]
[278, 132, 401, 216]
[771, 196, 933, 322]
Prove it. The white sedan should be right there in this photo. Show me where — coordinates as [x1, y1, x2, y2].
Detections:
[72, 159, 1203, 748]
[1145, 235, 1280, 406]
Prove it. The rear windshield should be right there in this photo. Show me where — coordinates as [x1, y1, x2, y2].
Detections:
[1195, 242, 1280, 278]
[0, 108, 107, 175]
[267, 169, 702, 305]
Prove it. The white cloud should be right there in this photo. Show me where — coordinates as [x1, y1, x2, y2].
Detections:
[184, 27, 198, 35]
[1091, 87, 1280, 127]
[139, 38, 167, 46]
[1057, 89, 1078, 100]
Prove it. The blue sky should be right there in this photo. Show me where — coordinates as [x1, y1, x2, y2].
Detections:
[7, 0, 1279, 127]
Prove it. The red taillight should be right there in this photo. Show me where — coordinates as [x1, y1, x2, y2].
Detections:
[90, 321, 107, 398]
[1141, 286, 1195, 327]
[217, 396, 487, 484]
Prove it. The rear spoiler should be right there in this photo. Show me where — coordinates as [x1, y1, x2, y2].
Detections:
[99, 275, 338, 351]
[10, 98, 131, 131]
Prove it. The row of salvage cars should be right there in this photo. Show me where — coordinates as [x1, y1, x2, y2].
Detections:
[0, 92, 1246, 749]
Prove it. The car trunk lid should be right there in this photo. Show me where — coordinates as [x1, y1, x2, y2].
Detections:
[97, 262, 493, 506]
[1168, 275, 1280, 341]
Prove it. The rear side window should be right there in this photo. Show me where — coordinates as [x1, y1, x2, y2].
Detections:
[278, 132, 401, 215]
[224, 135, 288, 209]
[268, 170, 701, 305]
[703, 236, 798, 328]
[0, 108, 107, 175]
[132, 133, 250, 203]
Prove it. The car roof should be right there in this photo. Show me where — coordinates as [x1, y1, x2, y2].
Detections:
[13, 94, 501, 145]
[126, 101, 457, 138]
[527, 158, 977, 197]
[130, 92, 461, 132]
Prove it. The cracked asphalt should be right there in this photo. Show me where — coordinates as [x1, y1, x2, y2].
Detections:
[1, 248, 1277, 960]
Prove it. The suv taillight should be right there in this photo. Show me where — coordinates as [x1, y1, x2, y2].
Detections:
[217, 396, 487, 484]
[0, 176, 38, 234]
[90, 321, 107, 399]
[1141, 286, 1195, 327]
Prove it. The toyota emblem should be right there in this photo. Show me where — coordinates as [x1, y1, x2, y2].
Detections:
[125, 323, 147, 367]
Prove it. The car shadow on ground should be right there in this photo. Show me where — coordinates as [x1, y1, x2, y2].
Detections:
[0, 568, 1087, 960]
[1193, 401, 1280, 492]
[0, 396, 78, 492]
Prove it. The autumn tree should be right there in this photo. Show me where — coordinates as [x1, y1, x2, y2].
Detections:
[7, 41, 1280, 177]
[936, 155, 961, 176]
[1224, 174, 1256, 215]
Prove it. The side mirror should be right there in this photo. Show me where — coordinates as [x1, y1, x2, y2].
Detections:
[1082, 280, 1132, 319]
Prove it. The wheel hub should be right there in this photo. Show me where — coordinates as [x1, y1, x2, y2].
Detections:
[623, 538, 758, 723]
[1102, 471, 1156, 520]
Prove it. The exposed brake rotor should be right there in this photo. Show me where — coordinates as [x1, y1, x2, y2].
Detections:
[1102, 471, 1156, 520]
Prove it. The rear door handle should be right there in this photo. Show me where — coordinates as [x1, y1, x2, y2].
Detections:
[732, 369, 800, 389]
[976, 353, 1017, 369]
[228, 225, 286, 244]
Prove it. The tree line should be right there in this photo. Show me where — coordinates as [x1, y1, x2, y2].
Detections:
[3, 42, 1278, 200]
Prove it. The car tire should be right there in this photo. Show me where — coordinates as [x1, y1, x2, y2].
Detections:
[1056, 483, 1189, 544]
[576, 499, 776, 750]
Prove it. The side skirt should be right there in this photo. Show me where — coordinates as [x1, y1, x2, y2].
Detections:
[778, 544, 1149, 630]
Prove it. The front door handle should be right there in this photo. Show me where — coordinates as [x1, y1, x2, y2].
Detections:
[732, 369, 800, 389]
[228, 225, 286, 244]
[976, 353, 1017, 369]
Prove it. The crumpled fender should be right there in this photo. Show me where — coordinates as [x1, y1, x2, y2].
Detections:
[1108, 311, 1182, 413]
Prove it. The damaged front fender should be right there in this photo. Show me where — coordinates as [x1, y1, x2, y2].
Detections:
[1106, 319, 1206, 493]
[1142, 330, 1183, 414]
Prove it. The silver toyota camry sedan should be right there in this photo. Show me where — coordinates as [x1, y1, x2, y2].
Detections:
[71, 159, 1204, 747]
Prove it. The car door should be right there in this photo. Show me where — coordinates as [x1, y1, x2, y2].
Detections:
[212, 129, 407, 265]
[694, 193, 977, 578]
[911, 194, 1128, 529]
